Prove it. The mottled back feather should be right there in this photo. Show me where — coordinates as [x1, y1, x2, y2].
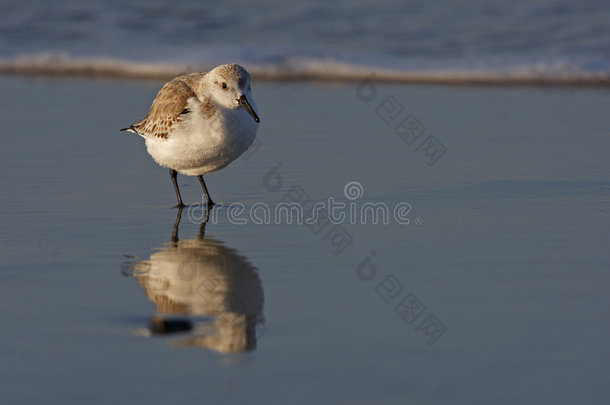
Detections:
[130, 74, 206, 139]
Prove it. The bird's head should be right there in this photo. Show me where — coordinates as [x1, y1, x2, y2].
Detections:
[205, 64, 260, 123]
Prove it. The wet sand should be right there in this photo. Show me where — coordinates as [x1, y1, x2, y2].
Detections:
[1, 76, 609, 404]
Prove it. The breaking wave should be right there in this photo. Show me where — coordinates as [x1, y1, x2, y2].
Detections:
[2, 53, 609, 86]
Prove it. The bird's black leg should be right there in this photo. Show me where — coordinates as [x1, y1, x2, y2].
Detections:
[170, 169, 185, 208]
[197, 175, 215, 207]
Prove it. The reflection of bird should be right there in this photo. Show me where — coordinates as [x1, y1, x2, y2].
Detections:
[121, 64, 260, 207]
[125, 209, 264, 353]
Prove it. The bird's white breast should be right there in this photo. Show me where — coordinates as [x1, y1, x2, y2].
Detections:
[145, 98, 258, 176]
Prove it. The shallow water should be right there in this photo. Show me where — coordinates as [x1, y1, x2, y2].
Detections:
[1, 76, 609, 403]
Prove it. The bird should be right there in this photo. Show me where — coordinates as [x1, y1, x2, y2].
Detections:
[121, 64, 260, 208]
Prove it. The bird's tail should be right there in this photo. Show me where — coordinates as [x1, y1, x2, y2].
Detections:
[120, 125, 137, 133]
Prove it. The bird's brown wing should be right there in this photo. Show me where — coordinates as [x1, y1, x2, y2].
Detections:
[128, 77, 197, 139]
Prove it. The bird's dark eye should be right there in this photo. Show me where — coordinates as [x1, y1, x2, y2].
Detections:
[221, 82, 227, 89]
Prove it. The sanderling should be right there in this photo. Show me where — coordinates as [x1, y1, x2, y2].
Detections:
[121, 64, 260, 208]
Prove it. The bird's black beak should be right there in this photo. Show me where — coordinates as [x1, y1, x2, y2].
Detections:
[238, 95, 260, 123]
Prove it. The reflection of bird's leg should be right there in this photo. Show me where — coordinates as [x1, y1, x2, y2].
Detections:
[172, 204, 210, 242]
[198, 205, 211, 240]
[171, 206, 184, 244]
[197, 175, 215, 207]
